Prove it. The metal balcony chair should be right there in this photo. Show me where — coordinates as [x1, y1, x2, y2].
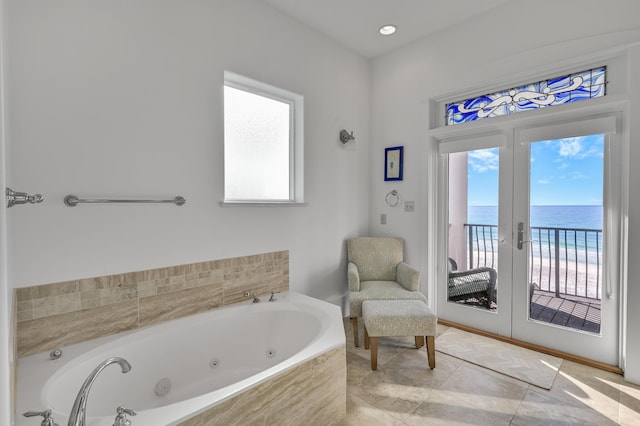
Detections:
[447, 258, 497, 308]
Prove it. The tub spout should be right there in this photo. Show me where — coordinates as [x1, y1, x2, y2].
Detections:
[68, 357, 132, 426]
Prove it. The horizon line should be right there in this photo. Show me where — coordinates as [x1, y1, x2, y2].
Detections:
[469, 204, 602, 207]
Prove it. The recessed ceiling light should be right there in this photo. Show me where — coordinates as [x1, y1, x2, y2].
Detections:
[379, 25, 397, 36]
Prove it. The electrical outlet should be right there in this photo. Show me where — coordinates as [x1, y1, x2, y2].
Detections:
[380, 213, 387, 224]
[404, 201, 415, 212]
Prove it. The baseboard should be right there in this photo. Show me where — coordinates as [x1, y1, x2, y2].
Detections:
[437, 319, 623, 375]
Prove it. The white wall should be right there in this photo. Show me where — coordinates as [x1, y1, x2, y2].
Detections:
[370, 0, 640, 381]
[5, 0, 371, 309]
[625, 44, 640, 384]
[1, 0, 12, 421]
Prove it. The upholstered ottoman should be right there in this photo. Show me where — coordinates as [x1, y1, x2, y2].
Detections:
[362, 299, 436, 370]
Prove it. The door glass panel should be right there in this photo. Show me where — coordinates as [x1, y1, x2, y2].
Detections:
[527, 135, 603, 334]
[448, 148, 499, 311]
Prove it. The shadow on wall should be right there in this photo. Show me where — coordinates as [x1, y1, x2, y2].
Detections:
[306, 241, 349, 315]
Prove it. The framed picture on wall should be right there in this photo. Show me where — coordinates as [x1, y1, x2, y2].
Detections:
[384, 146, 403, 181]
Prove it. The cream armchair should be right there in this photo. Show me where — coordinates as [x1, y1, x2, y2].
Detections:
[347, 237, 427, 347]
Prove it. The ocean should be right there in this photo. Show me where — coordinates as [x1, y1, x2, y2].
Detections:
[468, 205, 602, 230]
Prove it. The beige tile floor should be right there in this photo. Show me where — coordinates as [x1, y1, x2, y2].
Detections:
[342, 319, 640, 425]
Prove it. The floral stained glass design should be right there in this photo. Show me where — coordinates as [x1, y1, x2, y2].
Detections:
[446, 66, 606, 126]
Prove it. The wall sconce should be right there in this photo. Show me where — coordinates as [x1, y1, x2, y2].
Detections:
[339, 129, 355, 144]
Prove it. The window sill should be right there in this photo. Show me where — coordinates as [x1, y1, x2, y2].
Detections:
[220, 201, 308, 207]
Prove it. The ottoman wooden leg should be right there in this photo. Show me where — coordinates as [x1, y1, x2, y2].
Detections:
[364, 326, 370, 349]
[426, 335, 435, 369]
[351, 317, 359, 347]
[370, 336, 378, 370]
[415, 336, 424, 348]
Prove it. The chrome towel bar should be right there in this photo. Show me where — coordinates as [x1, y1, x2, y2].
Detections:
[64, 195, 186, 207]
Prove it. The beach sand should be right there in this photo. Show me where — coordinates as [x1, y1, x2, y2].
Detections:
[464, 250, 602, 299]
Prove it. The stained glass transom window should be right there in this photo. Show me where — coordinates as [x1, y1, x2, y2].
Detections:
[446, 66, 606, 126]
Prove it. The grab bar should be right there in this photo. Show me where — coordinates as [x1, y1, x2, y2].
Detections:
[64, 195, 186, 207]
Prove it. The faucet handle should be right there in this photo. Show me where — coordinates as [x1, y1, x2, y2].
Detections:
[269, 291, 280, 302]
[23, 409, 59, 426]
[243, 292, 261, 303]
[113, 406, 137, 426]
[117, 406, 137, 416]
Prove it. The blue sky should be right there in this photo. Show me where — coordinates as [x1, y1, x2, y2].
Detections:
[467, 134, 604, 206]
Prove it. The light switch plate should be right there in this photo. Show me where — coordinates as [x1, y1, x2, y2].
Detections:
[380, 213, 387, 224]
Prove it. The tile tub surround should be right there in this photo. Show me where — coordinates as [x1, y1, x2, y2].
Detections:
[15, 251, 289, 357]
[180, 346, 347, 426]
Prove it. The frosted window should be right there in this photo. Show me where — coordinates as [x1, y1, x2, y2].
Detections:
[224, 86, 291, 200]
[446, 66, 606, 126]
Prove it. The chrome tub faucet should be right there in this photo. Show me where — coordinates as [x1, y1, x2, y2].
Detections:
[68, 357, 132, 426]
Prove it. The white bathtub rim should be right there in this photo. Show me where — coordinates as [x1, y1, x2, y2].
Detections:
[17, 291, 345, 426]
[40, 292, 330, 408]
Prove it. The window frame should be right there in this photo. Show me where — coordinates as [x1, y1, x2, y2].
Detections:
[444, 66, 607, 126]
[222, 71, 305, 206]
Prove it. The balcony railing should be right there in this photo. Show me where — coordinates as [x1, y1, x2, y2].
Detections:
[465, 223, 602, 301]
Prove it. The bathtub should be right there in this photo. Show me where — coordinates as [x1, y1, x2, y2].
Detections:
[17, 291, 346, 425]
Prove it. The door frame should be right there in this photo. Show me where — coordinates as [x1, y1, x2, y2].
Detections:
[428, 101, 629, 368]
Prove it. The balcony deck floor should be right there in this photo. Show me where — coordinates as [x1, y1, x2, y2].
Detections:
[454, 289, 602, 334]
[530, 289, 601, 334]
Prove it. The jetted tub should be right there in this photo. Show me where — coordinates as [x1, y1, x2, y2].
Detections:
[17, 291, 346, 425]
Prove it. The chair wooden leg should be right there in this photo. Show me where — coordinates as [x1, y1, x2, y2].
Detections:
[364, 326, 370, 349]
[426, 335, 436, 369]
[370, 336, 378, 370]
[351, 317, 359, 347]
[415, 336, 424, 348]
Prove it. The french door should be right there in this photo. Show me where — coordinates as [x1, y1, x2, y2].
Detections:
[436, 114, 622, 365]
[437, 132, 513, 338]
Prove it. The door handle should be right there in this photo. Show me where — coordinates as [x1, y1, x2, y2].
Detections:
[517, 222, 531, 250]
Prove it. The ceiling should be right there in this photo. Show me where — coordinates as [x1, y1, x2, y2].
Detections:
[262, 0, 512, 58]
